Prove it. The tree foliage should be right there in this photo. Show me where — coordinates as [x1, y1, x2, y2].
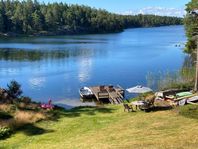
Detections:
[7, 80, 22, 98]
[184, 0, 198, 54]
[0, 0, 182, 35]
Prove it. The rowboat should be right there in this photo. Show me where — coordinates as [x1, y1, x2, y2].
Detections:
[79, 87, 94, 98]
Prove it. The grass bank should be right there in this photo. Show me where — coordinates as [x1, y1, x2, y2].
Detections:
[0, 104, 198, 149]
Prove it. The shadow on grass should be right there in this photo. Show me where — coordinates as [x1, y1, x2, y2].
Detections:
[48, 105, 116, 121]
[178, 104, 198, 120]
[0, 111, 13, 120]
[17, 123, 54, 136]
[1, 105, 116, 138]
[143, 106, 173, 112]
[152, 106, 173, 111]
[0, 123, 53, 140]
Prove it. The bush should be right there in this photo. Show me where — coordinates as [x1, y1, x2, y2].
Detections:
[0, 127, 11, 139]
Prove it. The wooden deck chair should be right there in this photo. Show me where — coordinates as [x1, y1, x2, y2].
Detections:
[99, 85, 107, 93]
[108, 85, 115, 92]
[123, 104, 133, 112]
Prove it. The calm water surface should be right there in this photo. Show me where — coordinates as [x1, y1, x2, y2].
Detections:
[0, 26, 186, 103]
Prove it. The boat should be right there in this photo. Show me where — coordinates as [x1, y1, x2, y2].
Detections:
[79, 87, 94, 98]
[187, 96, 198, 105]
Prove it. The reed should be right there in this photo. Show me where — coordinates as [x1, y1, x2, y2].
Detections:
[146, 67, 195, 91]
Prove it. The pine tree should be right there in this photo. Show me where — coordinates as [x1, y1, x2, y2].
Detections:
[32, 10, 44, 31]
[184, 0, 198, 54]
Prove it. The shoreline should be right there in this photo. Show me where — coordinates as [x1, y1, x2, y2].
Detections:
[0, 30, 123, 38]
[53, 99, 96, 110]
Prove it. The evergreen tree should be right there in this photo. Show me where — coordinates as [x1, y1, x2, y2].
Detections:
[184, 0, 198, 54]
[11, 3, 23, 33]
[32, 10, 44, 31]
[0, 6, 5, 32]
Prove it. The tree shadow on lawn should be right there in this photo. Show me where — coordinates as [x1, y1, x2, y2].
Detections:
[0, 111, 13, 120]
[48, 105, 116, 121]
[152, 106, 173, 111]
[3, 106, 116, 138]
[178, 104, 198, 120]
[144, 106, 173, 112]
[1, 105, 116, 139]
[0, 123, 54, 140]
[17, 123, 54, 136]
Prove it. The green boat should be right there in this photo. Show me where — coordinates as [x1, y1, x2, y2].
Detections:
[176, 92, 192, 97]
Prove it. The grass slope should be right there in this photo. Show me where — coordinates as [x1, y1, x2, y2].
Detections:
[0, 105, 198, 149]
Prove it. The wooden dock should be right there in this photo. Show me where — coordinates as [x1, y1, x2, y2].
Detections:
[89, 85, 125, 104]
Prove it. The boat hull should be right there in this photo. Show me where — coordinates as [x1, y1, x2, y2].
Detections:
[79, 87, 94, 99]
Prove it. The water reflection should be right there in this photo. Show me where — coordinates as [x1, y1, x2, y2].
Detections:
[78, 57, 92, 82]
[54, 99, 96, 109]
[1, 67, 19, 75]
[29, 77, 46, 89]
[0, 37, 108, 50]
[0, 48, 98, 61]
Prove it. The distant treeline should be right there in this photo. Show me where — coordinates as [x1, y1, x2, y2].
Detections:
[0, 0, 182, 36]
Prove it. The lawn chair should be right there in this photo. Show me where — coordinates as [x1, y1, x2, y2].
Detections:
[123, 104, 133, 112]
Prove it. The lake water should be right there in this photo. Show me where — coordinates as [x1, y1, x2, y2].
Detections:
[0, 25, 186, 104]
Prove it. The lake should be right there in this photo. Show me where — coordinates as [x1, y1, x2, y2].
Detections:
[0, 25, 186, 104]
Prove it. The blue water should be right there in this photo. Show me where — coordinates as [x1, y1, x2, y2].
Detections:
[0, 25, 186, 102]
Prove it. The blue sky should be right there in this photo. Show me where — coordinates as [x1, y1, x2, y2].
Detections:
[42, 0, 191, 17]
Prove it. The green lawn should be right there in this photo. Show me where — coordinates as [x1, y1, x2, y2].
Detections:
[1, 105, 198, 149]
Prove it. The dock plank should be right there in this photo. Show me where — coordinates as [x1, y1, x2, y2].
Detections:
[89, 85, 125, 104]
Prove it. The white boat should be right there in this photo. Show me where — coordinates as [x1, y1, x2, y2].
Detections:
[79, 87, 94, 98]
[187, 96, 198, 105]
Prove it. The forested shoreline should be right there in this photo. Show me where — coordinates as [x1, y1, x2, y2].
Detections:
[0, 0, 182, 36]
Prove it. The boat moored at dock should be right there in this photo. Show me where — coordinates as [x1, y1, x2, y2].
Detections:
[80, 85, 125, 104]
[79, 87, 94, 99]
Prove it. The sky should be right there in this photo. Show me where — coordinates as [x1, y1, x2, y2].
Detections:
[42, 0, 191, 17]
